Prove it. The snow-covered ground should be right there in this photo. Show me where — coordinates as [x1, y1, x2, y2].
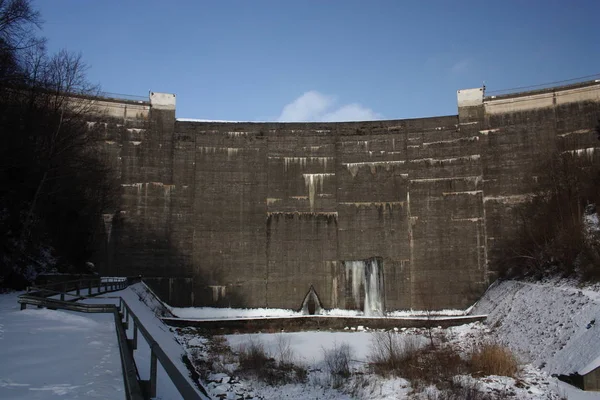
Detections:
[3, 279, 600, 399]
[0, 283, 208, 400]
[0, 291, 124, 400]
[176, 321, 581, 399]
[472, 279, 600, 379]
[81, 284, 209, 400]
[171, 278, 600, 400]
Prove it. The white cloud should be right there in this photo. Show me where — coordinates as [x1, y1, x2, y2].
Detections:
[277, 91, 382, 122]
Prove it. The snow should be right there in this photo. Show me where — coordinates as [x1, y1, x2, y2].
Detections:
[0, 283, 208, 400]
[225, 331, 377, 363]
[172, 278, 600, 399]
[82, 284, 209, 399]
[472, 279, 600, 377]
[5, 277, 600, 398]
[0, 291, 125, 399]
[177, 321, 580, 399]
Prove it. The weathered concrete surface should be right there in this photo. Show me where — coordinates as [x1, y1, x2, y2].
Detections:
[90, 81, 600, 311]
[161, 315, 487, 334]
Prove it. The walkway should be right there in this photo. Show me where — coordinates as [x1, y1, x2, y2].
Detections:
[0, 291, 124, 399]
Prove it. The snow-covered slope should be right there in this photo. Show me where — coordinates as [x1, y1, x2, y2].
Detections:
[472, 280, 600, 376]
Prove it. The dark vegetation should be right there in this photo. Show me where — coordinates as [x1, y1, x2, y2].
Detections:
[237, 336, 307, 385]
[181, 332, 307, 387]
[368, 331, 520, 398]
[322, 342, 353, 388]
[497, 143, 600, 282]
[0, 0, 115, 288]
[178, 328, 522, 398]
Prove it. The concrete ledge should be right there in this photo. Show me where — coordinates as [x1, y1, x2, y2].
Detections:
[150, 92, 176, 110]
[161, 315, 487, 334]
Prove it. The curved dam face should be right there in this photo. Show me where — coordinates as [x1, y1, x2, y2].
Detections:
[90, 83, 600, 310]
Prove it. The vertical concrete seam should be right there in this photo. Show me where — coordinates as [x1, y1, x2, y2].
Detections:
[265, 128, 270, 307]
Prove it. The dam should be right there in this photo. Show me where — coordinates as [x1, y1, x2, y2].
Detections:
[88, 81, 600, 310]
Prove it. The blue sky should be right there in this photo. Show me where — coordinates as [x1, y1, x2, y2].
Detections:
[34, 0, 600, 121]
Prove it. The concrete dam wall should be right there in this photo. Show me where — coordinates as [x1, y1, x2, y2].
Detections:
[89, 82, 600, 310]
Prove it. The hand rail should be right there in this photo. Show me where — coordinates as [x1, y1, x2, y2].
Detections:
[18, 279, 207, 400]
[119, 299, 208, 399]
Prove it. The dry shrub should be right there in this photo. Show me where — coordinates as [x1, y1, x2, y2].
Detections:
[369, 331, 420, 374]
[238, 338, 270, 371]
[323, 342, 353, 388]
[198, 335, 235, 378]
[428, 379, 510, 400]
[236, 336, 307, 386]
[469, 343, 518, 378]
[369, 331, 467, 389]
[275, 333, 295, 366]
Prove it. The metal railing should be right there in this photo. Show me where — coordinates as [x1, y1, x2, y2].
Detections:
[98, 92, 149, 103]
[24, 277, 127, 302]
[118, 299, 207, 399]
[18, 279, 206, 400]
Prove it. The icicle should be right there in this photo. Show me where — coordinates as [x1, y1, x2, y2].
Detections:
[345, 259, 384, 316]
[102, 214, 113, 244]
[284, 157, 307, 172]
[331, 275, 338, 308]
[345, 261, 365, 308]
[226, 148, 239, 160]
[364, 260, 384, 316]
[302, 173, 334, 211]
[209, 285, 226, 302]
[343, 161, 405, 178]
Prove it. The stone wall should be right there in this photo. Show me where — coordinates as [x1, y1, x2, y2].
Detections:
[92, 81, 600, 310]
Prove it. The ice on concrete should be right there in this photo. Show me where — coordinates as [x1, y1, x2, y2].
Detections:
[345, 259, 384, 316]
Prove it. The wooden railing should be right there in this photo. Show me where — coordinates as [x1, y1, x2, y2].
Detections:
[18, 279, 207, 400]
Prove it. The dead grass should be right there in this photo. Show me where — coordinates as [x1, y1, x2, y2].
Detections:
[238, 339, 270, 371]
[323, 342, 353, 388]
[369, 332, 520, 392]
[236, 336, 307, 386]
[469, 343, 519, 378]
[368, 331, 468, 389]
[427, 379, 513, 400]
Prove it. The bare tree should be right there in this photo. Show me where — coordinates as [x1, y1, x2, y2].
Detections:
[18, 49, 101, 245]
[0, 0, 40, 48]
[0, 0, 40, 84]
[0, 1, 114, 286]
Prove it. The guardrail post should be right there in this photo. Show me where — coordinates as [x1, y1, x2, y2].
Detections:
[132, 323, 138, 350]
[150, 348, 157, 398]
[123, 306, 129, 330]
[88, 280, 92, 296]
[76, 282, 80, 296]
